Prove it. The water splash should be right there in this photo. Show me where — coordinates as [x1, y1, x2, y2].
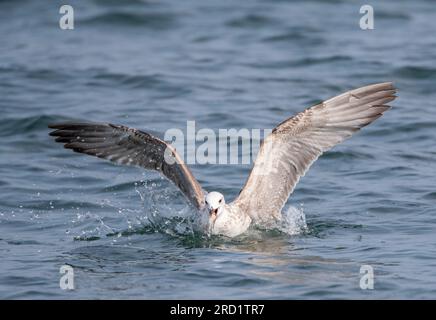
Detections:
[277, 205, 308, 235]
[71, 175, 309, 241]
[133, 178, 198, 237]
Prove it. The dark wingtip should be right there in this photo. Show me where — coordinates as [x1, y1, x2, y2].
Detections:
[48, 123, 64, 129]
[48, 122, 86, 129]
[48, 123, 62, 137]
[48, 122, 101, 137]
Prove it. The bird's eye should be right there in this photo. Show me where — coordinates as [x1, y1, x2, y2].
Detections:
[205, 201, 208, 205]
[219, 199, 222, 203]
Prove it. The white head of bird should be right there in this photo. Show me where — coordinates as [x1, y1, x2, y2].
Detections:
[205, 191, 225, 221]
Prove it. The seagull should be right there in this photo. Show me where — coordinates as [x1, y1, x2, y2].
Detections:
[49, 82, 396, 237]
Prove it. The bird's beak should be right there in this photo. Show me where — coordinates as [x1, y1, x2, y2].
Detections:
[209, 208, 218, 218]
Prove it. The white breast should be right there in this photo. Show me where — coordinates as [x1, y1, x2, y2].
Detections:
[210, 205, 252, 237]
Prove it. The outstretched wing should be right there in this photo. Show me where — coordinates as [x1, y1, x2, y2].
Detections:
[49, 122, 205, 209]
[234, 82, 396, 222]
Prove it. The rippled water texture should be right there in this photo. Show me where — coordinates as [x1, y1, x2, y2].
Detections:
[1, 0, 436, 299]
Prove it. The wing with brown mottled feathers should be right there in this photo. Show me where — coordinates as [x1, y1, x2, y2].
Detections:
[234, 82, 396, 222]
[49, 122, 205, 209]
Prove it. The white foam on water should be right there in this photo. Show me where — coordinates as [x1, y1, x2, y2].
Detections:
[278, 205, 308, 235]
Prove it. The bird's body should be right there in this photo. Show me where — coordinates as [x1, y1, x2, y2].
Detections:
[49, 82, 397, 238]
[207, 203, 252, 238]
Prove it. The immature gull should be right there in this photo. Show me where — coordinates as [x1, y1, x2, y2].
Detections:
[49, 82, 396, 237]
